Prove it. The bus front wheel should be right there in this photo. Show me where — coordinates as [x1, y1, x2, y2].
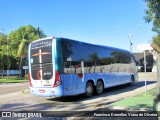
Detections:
[85, 82, 93, 97]
[96, 81, 104, 95]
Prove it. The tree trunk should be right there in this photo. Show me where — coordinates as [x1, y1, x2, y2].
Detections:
[20, 56, 23, 79]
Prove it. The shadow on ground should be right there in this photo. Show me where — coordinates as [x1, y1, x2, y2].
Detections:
[47, 81, 156, 102]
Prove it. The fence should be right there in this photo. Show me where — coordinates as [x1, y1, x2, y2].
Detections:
[0, 70, 21, 76]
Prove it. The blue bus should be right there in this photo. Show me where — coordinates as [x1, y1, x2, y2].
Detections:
[28, 37, 139, 97]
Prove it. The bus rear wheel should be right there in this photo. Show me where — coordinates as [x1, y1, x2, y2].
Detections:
[96, 81, 104, 95]
[85, 82, 93, 97]
[130, 76, 135, 86]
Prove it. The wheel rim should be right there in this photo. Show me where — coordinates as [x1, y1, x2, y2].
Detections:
[87, 85, 92, 94]
[97, 81, 103, 94]
[97, 84, 102, 92]
[86, 82, 93, 97]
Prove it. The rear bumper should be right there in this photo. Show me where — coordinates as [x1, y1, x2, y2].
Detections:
[29, 85, 63, 97]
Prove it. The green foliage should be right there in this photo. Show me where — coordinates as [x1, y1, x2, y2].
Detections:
[0, 25, 46, 72]
[153, 35, 160, 47]
[0, 34, 8, 56]
[9, 25, 46, 58]
[144, 0, 160, 34]
[0, 34, 9, 71]
[10, 25, 46, 78]
[0, 78, 28, 83]
[17, 39, 27, 58]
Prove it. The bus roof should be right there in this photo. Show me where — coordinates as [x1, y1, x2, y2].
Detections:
[59, 37, 131, 54]
[31, 36, 131, 54]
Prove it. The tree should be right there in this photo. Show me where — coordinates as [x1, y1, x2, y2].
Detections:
[144, 0, 160, 111]
[0, 33, 8, 77]
[153, 35, 160, 47]
[9, 25, 46, 78]
[144, 0, 160, 34]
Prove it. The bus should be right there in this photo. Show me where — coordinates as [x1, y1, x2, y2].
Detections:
[28, 37, 139, 97]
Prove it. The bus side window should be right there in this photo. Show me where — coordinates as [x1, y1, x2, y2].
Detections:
[75, 62, 82, 74]
[94, 62, 101, 73]
[64, 62, 69, 74]
[64, 61, 76, 74]
[85, 62, 91, 73]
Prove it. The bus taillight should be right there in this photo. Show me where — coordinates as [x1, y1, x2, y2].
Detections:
[28, 73, 33, 87]
[53, 71, 62, 87]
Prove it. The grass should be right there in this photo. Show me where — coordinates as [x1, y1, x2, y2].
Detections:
[111, 88, 156, 109]
[0, 77, 28, 83]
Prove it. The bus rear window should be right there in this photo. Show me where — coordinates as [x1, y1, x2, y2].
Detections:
[31, 39, 53, 65]
[30, 39, 53, 80]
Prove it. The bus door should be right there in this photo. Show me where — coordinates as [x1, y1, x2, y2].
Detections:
[63, 61, 84, 95]
[75, 61, 84, 81]
[74, 61, 85, 93]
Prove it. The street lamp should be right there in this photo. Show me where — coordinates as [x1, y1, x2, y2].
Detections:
[118, 25, 141, 53]
[128, 33, 132, 53]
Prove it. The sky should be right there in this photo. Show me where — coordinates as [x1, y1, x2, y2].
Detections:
[0, 0, 156, 53]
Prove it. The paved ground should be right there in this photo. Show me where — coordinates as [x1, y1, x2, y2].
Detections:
[0, 72, 157, 95]
[0, 82, 29, 95]
[0, 72, 158, 119]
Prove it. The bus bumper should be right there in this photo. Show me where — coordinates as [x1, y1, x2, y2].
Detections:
[29, 85, 63, 97]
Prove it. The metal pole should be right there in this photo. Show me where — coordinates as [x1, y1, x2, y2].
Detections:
[144, 50, 147, 93]
[37, 27, 40, 39]
[25, 69, 26, 80]
[128, 33, 132, 53]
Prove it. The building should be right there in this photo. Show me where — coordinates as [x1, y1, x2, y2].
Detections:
[133, 51, 154, 72]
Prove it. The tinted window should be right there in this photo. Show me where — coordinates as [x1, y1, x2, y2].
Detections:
[61, 39, 131, 74]
[61, 39, 90, 74]
[111, 51, 131, 64]
[31, 39, 52, 64]
[30, 39, 53, 80]
[87, 46, 117, 73]
[63, 41, 89, 61]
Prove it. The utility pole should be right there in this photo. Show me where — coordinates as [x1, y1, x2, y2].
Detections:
[137, 44, 153, 93]
[128, 33, 132, 53]
[118, 25, 141, 53]
[37, 27, 40, 39]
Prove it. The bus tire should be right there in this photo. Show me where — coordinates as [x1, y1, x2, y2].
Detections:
[130, 76, 135, 86]
[96, 80, 104, 95]
[85, 82, 94, 97]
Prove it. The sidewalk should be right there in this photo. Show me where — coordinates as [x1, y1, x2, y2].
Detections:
[112, 71, 157, 110]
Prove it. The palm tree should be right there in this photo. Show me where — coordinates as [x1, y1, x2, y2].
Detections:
[17, 35, 29, 79]
[16, 25, 46, 79]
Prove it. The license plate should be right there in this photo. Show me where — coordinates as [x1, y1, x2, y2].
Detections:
[39, 89, 45, 93]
